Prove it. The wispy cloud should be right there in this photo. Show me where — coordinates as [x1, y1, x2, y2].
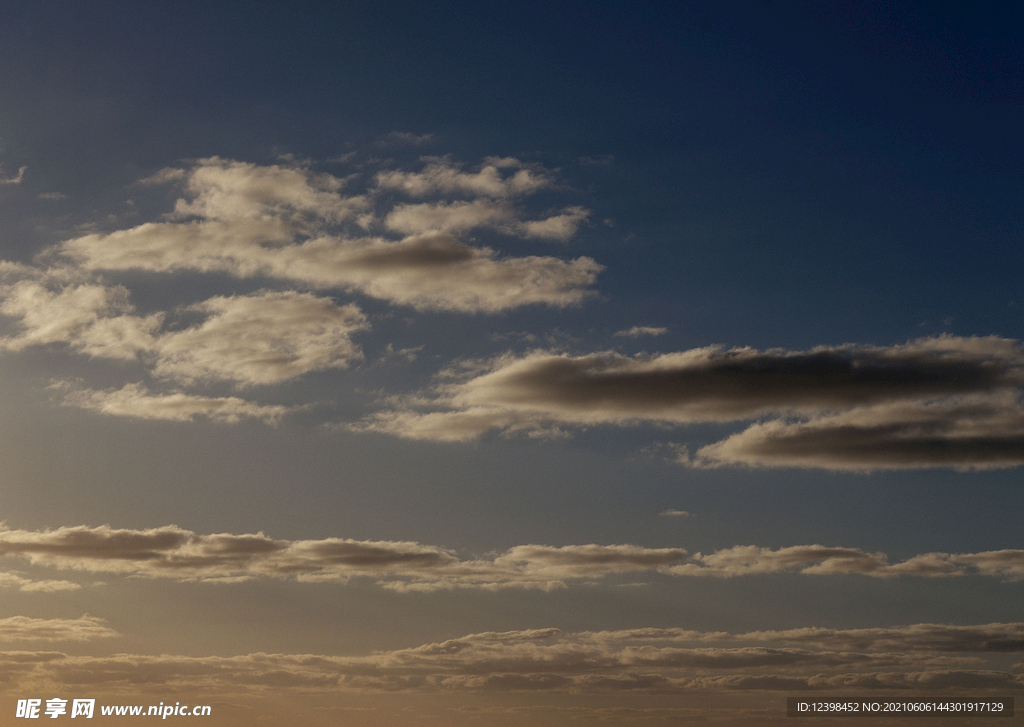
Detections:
[0, 165, 26, 184]
[587, 623, 1024, 653]
[0, 572, 80, 593]
[2, 624, 1020, 695]
[377, 131, 434, 146]
[375, 157, 554, 198]
[1, 525, 1021, 591]
[0, 616, 117, 642]
[614, 326, 668, 338]
[52, 381, 291, 424]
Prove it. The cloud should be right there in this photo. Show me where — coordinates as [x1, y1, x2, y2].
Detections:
[0, 282, 368, 387]
[378, 131, 434, 146]
[61, 227, 600, 315]
[692, 393, 1024, 471]
[0, 525, 1020, 591]
[587, 623, 1024, 654]
[357, 337, 1024, 470]
[151, 291, 367, 386]
[658, 510, 690, 517]
[0, 572, 80, 593]
[0, 279, 162, 360]
[57, 156, 598, 313]
[614, 326, 668, 338]
[0, 165, 26, 184]
[3, 625, 1020, 696]
[166, 157, 366, 226]
[0, 616, 118, 642]
[52, 382, 291, 424]
[375, 157, 553, 198]
[384, 201, 588, 240]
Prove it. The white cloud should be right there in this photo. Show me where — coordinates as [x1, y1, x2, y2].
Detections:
[0, 282, 367, 388]
[58, 155, 599, 313]
[0, 280, 161, 360]
[167, 157, 367, 226]
[59, 225, 600, 314]
[152, 291, 367, 386]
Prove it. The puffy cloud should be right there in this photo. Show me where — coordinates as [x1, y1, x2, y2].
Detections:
[52, 381, 291, 424]
[0, 524, 1020, 591]
[0, 280, 161, 360]
[166, 157, 367, 226]
[0, 280, 366, 387]
[58, 156, 598, 314]
[151, 291, 367, 386]
[358, 337, 1024, 470]
[0, 616, 118, 642]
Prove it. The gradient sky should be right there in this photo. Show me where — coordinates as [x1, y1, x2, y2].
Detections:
[0, 2, 1021, 725]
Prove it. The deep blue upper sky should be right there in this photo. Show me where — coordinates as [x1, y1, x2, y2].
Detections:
[1, 1, 1020, 352]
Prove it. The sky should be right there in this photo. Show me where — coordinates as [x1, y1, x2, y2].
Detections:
[0, 1, 1021, 724]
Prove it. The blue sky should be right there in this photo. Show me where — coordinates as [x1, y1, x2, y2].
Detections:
[0, 2, 1020, 724]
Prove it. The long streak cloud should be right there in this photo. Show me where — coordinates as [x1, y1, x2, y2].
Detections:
[357, 336, 1024, 470]
[0, 525, 1021, 591]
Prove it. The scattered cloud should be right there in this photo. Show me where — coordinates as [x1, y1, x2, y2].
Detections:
[37, 192, 67, 200]
[658, 510, 690, 517]
[0, 525, 1020, 591]
[614, 326, 668, 338]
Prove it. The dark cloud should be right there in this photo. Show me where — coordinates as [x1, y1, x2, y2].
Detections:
[361, 337, 1024, 471]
